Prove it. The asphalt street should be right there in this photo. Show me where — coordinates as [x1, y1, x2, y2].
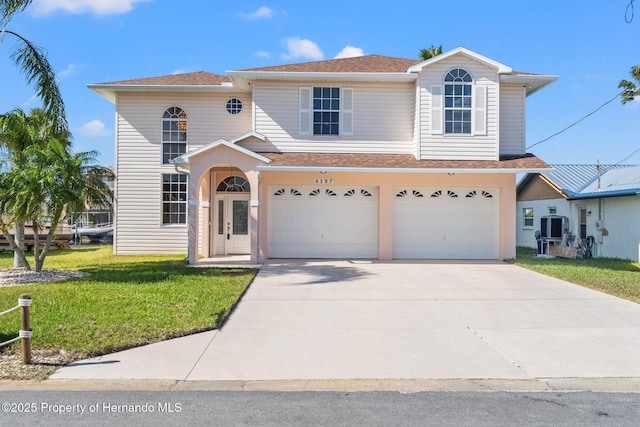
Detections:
[0, 390, 639, 426]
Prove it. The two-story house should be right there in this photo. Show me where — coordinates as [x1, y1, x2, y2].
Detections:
[88, 47, 557, 264]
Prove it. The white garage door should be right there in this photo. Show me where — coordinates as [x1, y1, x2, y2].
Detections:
[393, 188, 499, 259]
[269, 186, 378, 258]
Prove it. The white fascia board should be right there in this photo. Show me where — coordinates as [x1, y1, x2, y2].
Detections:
[408, 47, 512, 74]
[87, 83, 243, 103]
[257, 165, 553, 174]
[500, 74, 559, 96]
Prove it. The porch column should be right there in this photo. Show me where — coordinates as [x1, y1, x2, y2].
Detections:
[247, 170, 260, 264]
[187, 171, 199, 265]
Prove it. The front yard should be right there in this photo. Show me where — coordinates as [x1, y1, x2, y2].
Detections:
[0, 246, 257, 378]
[512, 246, 640, 304]
[1, 245, 638, 380]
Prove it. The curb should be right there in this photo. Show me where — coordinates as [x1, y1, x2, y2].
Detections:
[1, 377, 640, 392]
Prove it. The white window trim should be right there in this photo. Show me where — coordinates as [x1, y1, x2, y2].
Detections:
[161, 173, 188, 226]
[431, 70, 487, 137]
[299, 87, 353, 136]
[161, 106, 188, 166]
[523, 207, 534, 229]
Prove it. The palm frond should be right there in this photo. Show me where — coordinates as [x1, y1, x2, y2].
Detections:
[0, 0, 32, 29]
[4, 30, 68, 132]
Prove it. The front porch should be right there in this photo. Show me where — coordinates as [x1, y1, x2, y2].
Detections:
[195, 255, 261, 269]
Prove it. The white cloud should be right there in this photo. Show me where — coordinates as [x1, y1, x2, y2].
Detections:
[79, 119, 110, 137]
[334, 46, 365, 59]
[172, 68, 199, 75]
[57, 63, 81, 79]
[240, 6, 275, 20]
[31, 0, 151, 16]
[21, 94, 39, 108]
[281, 37, 323, 61]
[256, 50, 271, 59]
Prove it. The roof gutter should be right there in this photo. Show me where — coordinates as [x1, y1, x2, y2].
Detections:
[257, 165, 553, 174]
[567, 192, 640, 201]
[87, 83, 241, 103]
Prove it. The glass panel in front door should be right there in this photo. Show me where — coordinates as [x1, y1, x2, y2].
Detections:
[232, 200, 249, 235]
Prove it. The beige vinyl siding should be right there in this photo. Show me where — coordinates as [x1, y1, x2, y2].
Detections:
[240, 81, 414, 154]
[114, 91, 250, 254]
[499, 84, 526, 156]
[418, 56, 499, 160]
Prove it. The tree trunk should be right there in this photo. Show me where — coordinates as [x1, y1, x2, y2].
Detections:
[13, 222, 30, 269]
[35, 207, 64, 273]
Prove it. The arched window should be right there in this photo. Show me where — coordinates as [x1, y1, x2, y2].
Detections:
[162, 107, 187, 164]
[216, 176, 250, 192]
[444, 69, 472, 134]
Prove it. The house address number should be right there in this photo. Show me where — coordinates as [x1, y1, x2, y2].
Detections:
[314, 178, 334, 184]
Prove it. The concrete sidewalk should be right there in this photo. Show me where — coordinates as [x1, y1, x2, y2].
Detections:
[47, 260, 640, 390]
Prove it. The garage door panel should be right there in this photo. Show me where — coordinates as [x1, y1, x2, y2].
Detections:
[393, 187, 498, 260]
[269, 186, 378, 258]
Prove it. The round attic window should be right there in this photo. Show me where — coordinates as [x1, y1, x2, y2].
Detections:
[226, 98, 243, 115]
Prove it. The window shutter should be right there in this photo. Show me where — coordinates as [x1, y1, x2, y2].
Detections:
[299, 87, 311, 135]
[341, 88, 353, 136]
[430, 85, 443, 135]
[474, 85, 487, 136]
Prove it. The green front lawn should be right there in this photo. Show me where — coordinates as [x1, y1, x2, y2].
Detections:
[0, 246, 257, 357]
[512, 246, 640, 304]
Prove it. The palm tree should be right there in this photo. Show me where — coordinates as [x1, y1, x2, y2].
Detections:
[0, 107, 71, 269]
[1, 0, 67, 132]
[619, 65, 640, 105]
[0, 139, 113, 272]
[419, 45, 443, 61]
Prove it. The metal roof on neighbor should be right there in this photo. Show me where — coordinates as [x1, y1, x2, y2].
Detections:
[541, 164, 640, 199]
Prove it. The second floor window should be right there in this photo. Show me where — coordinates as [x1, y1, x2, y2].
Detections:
[299, 87, 353, 136]
[162, 107, 187, 164]
[444, 68, 472, 134]
[313, 87, 340, 135]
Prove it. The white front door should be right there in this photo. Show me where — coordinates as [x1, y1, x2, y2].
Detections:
[214, 194, 251, 255]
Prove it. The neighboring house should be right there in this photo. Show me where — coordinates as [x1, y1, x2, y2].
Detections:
[517, 164, 640, 261]
[88, 47, 557, 264]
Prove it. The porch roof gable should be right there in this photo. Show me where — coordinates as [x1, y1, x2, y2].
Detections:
[170, 138, 271, 166]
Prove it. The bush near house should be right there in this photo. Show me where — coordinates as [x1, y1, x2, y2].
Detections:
[512, 246, 640, 304]
[0, 246, 257, 357]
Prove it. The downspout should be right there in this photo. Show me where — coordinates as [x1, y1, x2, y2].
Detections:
[169, 160, 193, 262]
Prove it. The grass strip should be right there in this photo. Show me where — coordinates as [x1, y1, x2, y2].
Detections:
[511, 246, 640, 304]
[0, 246, 257, 356]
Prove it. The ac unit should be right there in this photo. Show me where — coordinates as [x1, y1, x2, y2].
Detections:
[540, 215, 570, 240]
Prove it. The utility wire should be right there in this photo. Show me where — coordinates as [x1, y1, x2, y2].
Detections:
[627, 0, 635, 23]
[526, 91, 623, 150]
[615, 146, 640, 164]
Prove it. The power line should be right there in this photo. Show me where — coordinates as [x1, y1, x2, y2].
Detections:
[526, 91, 623, 150]
[615, 146, 640, 164]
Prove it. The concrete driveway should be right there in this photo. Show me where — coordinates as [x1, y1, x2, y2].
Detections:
[50, 260, 640, 387]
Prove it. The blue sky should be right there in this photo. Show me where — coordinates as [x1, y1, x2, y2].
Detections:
[1, 0, 639, 167]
